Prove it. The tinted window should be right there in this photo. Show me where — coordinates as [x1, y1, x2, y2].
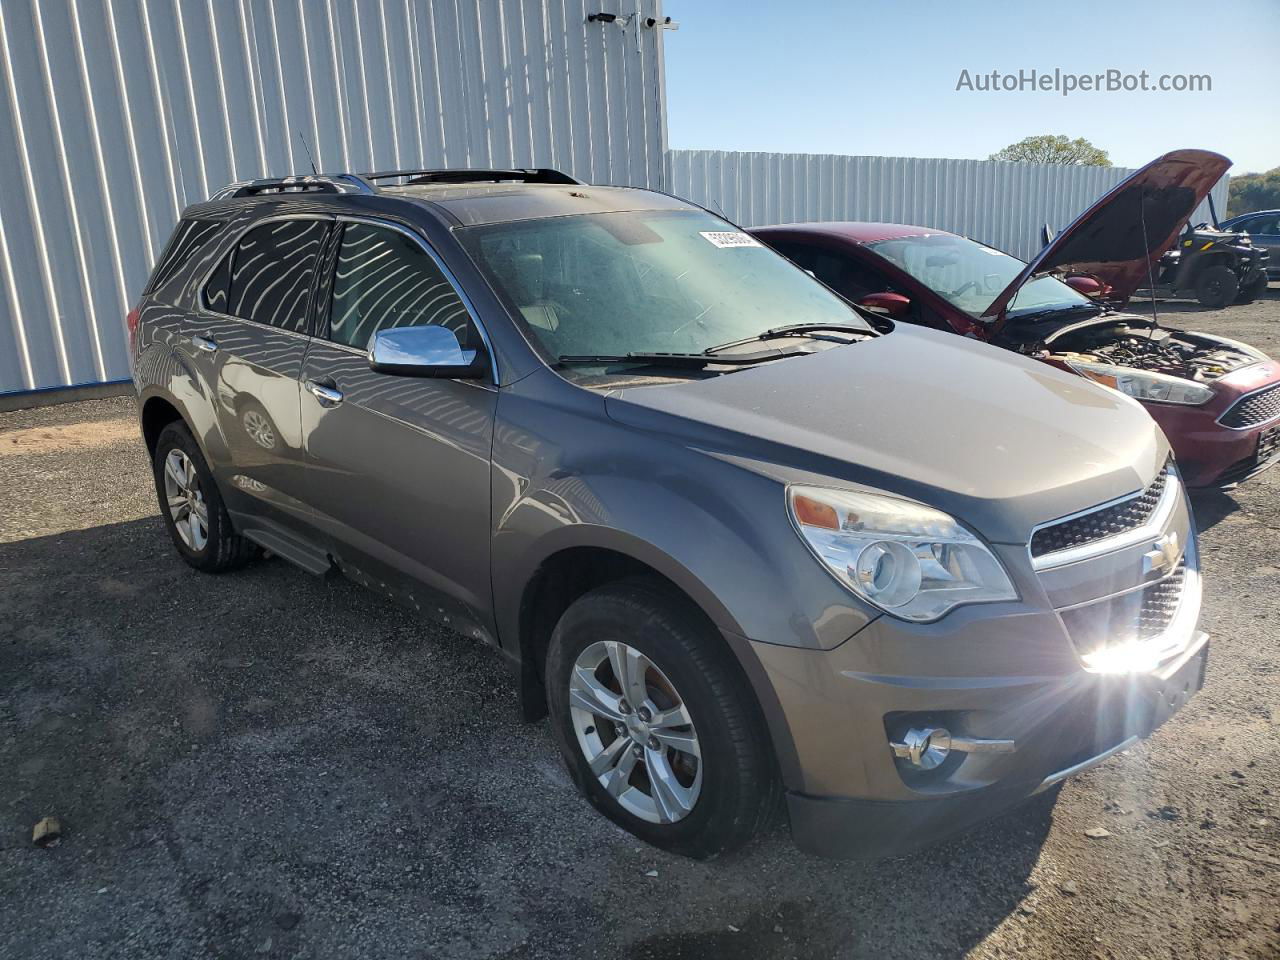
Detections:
[204, 249, 232, 313]
[222, 219, 329, 331]
[775, 243, 891, 301]
[326, 223, 472, 350]
[148, 218, 225, 293]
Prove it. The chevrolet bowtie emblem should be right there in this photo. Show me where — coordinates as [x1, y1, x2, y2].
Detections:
[1143, 532, 1181, 576]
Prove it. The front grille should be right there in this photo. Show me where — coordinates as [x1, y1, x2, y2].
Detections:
[1059, 559, 1186, 658]
[1220, 383, 1280, 429]
[1031, 463, 1169, 559]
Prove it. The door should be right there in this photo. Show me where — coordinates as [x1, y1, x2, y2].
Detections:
[300, 219, 498, 632]
[192, 215, 331, 538]
[1241, 214, 1280, 277]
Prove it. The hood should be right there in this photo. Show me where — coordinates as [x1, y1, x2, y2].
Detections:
[982, 149, 1230, 327]
[604, 326, 1166, 545]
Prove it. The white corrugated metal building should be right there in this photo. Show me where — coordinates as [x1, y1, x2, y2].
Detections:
[667, 150, 1228, 262]
[0, 0, 671, 400]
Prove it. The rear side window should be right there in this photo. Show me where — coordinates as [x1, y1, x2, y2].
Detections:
[207, 219, 329, 332]
[146, 219, 225, 293]
[325, 222, 472, 350]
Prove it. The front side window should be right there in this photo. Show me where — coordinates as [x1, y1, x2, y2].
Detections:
[325, 223, 472, 350]
[776, 242, 892, 302]
[866, 233, 1096, 320]
[459, 210, 868, 360]
[207, 219, 329, 331]
[1245, 215, 1279, 235]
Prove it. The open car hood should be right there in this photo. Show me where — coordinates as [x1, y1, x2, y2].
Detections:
[981, 149, 1230, 330]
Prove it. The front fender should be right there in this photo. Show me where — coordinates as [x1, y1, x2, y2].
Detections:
[489, 373, 876, 655]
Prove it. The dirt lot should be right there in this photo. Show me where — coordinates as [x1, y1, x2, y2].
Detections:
[2, 289, 1279, 960]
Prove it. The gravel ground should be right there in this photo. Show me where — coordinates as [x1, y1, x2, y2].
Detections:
[2, 288, 1279, 960]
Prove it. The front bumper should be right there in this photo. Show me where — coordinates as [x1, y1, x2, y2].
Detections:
[1141, 371, 1280, 488]
[735, 470, 1206, 860]
[781, 632, 1207, 859]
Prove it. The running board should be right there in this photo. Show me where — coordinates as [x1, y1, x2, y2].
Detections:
[241, 528, 333, 576]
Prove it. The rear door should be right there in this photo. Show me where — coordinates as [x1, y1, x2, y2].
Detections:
[299, 218, 498, 633]
[192, 215, 332, 543]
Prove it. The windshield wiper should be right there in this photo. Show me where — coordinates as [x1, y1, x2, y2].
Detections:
[1007, 303, 1103, 323]
[557, 347, 816, 369]
[703, 322, 871, 355]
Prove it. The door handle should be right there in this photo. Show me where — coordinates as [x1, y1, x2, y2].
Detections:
[306, 379, 344, 408]
[191, 334, 218, 353]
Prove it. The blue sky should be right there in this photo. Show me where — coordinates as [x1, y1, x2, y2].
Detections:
[663, 0, 1279, 173]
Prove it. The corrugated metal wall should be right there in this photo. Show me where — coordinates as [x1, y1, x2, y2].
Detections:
[668, 150, 1229, 261]
[0, 0, 669, 396]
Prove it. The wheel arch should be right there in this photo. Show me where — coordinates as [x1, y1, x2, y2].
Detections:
[507, 528, 747, 721]
[140, 391, 188, 456]
[512, 535, 801, 789]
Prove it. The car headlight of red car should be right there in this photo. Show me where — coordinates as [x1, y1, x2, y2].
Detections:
[1068, 360, 1214, 406]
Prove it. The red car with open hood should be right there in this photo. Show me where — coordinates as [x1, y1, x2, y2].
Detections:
[753, 150, 1280, 487]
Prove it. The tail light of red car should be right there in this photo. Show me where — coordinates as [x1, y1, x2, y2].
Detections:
[126, 305, 141, 354]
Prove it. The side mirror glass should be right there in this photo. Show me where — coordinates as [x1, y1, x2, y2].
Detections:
[368, 325, 486, 378]
[858, 291, 911, 318]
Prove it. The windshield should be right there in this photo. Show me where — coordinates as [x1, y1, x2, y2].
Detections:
[459, 210, 869, 360]
[866, 233, 1096, 320]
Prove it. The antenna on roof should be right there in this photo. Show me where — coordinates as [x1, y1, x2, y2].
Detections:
[297, 131, 318, 176]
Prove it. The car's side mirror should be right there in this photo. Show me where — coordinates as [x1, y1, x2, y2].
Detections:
[368, 325, 487, 378]
[858, 291, 911, 318]
[1064, 275, 1104, 297]
[1040, 223, 1056, 247]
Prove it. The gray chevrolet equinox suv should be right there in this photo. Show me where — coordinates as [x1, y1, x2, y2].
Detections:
[130, 168, 1208, 859]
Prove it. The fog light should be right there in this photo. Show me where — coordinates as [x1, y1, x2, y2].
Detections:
[890, 726, 1017, 769]
[899, 726, 950, 770]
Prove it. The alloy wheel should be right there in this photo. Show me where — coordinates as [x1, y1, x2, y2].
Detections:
[568, 640, 702, 824]
[162, 448, 209, 551]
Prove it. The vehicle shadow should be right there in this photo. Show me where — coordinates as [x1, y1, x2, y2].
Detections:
[1, 516, 1050, 960]
[1127, 280, 1279, 315]
[1189, 487, 1242, 532]
[626, 792, 1055, 960]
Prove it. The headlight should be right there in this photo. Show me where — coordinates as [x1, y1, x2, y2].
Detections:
[1068, 360, 1213, 406]
[788, 486, 1017, 622]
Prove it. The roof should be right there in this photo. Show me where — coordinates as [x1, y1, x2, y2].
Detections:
[752, 221, 956, 244]
[385, 182, 694, 226]
[189, 169, 699, 228]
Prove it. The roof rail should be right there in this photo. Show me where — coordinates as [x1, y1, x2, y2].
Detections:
[210, 174, 375, 200]
[362, 167, 582, 186]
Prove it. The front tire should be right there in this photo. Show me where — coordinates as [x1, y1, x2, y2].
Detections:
[546, 580, 778, 859]
[1234, 271, 1268, 304]
[151, 421, 258, 573]
[1195, 264, 1239, 308]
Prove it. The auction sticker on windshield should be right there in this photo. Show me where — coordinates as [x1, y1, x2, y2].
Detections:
[700, 231, 763, 249]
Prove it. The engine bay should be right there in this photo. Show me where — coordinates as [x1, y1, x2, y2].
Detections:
[1034, 320, 1260, 383]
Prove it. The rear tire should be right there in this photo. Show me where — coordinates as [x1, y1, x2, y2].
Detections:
[1233, 272, 1268, 304]
[151, 421, 258, 573]
[546, 579, 779, 859]
[1195, 264, 1239, 308]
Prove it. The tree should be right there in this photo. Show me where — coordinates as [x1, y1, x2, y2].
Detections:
[1227, 167, 1280, 216]
[989, 135, 1111, 167]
